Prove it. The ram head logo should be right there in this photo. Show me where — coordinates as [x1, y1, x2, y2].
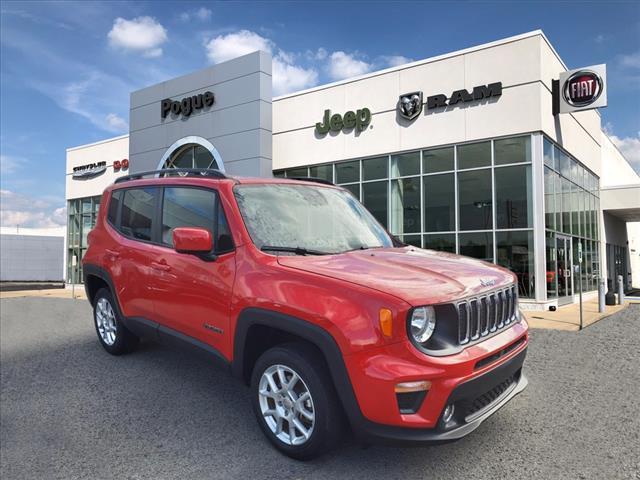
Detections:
[398, 91, 423, 121]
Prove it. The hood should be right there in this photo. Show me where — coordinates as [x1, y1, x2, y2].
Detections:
[276, 247, 515, 306]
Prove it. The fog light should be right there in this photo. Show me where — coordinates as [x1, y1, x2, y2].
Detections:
[442, 404, 455, 423]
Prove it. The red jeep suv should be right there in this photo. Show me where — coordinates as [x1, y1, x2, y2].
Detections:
[83, 168, 528, 460]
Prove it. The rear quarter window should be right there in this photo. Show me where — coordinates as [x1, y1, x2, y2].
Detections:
[107, 190, 122, 225]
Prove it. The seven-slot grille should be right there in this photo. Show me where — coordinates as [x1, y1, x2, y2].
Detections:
[456, 284, 518, 345]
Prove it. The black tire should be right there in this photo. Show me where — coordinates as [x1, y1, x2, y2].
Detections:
[93, 288, 139, 355]
[250, 343, 343, 460]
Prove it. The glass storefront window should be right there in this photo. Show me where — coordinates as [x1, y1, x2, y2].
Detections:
[424, 233, 455, 253]
[390, 178, 421, 234]
[494, 136, 531, 165]
[363, 156, 388, 180]
[571, 183, 580, 236]
[286, 167, 309, 178]
[459, 231, 493, 262]
[341, 183, 360, 200]
[362, 181, 387, 227]
[457, 141, 491, 169]
[423, 147, 454, 173]
[562, 178, 572, 235]
[495, 165, 532, 229]
[558, 150, 571, 179]
[67, 195, 101, 283]
[400, 235, 421, 248]
[544, 167, 555, 231]
[336, 161, 359, 184]
[309, 164, 333, 181]
[458, 169, 492, 231]
[496, 230, 534, 298]
[543, 137, 554, 169]
[391, 152, 420, 177]
[424, 173, 455, 232]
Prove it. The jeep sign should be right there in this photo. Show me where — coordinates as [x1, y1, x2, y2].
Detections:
[315, 108, 371, 135]
[557, 64, 607, 114]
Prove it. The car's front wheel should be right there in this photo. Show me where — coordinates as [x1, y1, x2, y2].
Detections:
[93, 288, 138, 355]
[250, 343, 342, 460]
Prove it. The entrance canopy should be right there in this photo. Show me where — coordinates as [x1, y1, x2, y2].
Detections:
[600, 185, 640, 222]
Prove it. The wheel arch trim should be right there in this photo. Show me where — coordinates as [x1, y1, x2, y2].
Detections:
[232, 307, 365, 428]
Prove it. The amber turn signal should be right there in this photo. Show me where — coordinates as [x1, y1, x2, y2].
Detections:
[394, 380, 432, 394]
[379, 308, 393, 337]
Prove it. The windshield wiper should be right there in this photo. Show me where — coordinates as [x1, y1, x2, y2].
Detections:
[261, 245, 330, 256]
[342, 245, 384, 253]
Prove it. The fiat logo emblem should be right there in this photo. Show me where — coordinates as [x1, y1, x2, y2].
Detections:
[563, 70, 603, 107]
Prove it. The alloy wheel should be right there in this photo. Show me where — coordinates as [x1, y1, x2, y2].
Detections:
[96, 297, 117, 346]
[258, 364, 315, 446]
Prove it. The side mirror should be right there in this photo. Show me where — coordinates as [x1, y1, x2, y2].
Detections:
[173, 227, 214, 254]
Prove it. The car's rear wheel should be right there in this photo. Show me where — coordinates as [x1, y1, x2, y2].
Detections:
[93, 288, 138, 355]
[250, 343, 342, 460]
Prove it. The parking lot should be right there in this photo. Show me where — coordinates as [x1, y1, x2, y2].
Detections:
[1, 297, 639, 479]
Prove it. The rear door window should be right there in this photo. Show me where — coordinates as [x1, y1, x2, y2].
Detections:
[120, 188, 157, 241]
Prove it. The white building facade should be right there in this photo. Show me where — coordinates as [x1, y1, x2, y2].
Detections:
[65, 31, 640, 309]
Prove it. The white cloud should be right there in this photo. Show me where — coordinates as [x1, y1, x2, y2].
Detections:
[105, 113, 128, 131]
[619, 51, 640, 69]
[108, 16, 168, 57]
[204, 30, 317, 95]
[272, 58, 318, 96]
[305, 48, 327, 61]
[327, 51, 371, 80]
[380, 55, 413, 67]
[595, 34, 605, 44]
[0, 190, 66, 228]
[44, 73, 130, 133]
[180, 7, 212, 22]
[204, 29, 273, 63]
[0, 155, 27, 175]
[195, 7, 212, 20]
[609, 131, 640, 174]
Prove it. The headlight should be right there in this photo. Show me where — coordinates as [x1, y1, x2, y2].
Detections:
[410, 306, 436, 343]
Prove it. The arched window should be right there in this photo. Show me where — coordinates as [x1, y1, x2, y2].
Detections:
[163, 144, 219, 170]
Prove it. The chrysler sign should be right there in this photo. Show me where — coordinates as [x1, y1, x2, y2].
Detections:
[556, 64, 607, 114]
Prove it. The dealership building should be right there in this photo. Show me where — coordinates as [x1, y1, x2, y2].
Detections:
[65, 30, 640, 310]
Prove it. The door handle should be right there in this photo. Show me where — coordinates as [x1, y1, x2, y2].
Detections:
[105, 249, 120, 259]
[151, 261, 171, 272]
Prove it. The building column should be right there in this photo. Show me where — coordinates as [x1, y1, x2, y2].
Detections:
[531, 133, 548, 305]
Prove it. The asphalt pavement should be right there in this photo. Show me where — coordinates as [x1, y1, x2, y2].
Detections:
[1, 297, 639, 479]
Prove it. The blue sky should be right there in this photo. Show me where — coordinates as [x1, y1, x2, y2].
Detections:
[1, 0, 639, 228]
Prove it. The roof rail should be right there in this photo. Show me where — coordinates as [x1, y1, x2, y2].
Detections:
[114, 168, 228, 184]
[287, 176, 335, 186]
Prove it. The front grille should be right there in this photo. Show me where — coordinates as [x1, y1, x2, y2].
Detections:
[456, 285, 518, 345]
[464, 373, 517, 420]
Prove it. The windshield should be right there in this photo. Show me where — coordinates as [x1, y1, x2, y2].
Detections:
[234, 184, 393, 254]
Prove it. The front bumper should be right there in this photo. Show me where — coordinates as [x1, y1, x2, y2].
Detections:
[353, 346, 528, 445]
[341, 319, 529, 444]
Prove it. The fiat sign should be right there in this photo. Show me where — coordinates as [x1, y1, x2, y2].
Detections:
[558, 64, 607, 114]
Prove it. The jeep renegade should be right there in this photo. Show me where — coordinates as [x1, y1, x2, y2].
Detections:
[83, 168, 528, 460]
